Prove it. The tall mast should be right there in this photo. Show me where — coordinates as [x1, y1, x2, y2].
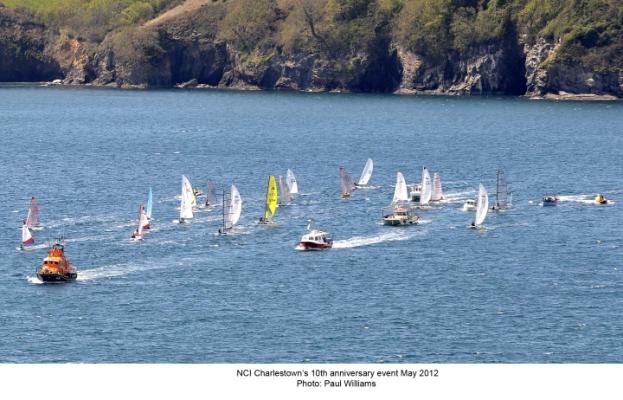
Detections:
[496, 169, 500, 208]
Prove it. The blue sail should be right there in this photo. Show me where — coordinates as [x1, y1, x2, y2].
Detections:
[146, 187, 153, 219]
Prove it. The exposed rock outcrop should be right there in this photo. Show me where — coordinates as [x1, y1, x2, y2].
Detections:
[524, 37, 623, 98]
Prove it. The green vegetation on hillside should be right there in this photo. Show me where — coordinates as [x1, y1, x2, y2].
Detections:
[1, 0, 182, 41]
[2, 0, 622, 71]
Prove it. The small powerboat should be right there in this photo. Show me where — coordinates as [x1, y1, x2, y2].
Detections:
[462, 199, 477, 211]
[382, 204, 419, 226]
[296, 223, 333, 251]
[36, 239, 77, 283]
[410, 184, 421, 203]
[543, 195, 559, 206]
[595, 194, 609, 205]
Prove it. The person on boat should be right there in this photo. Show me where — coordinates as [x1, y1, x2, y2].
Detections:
[595, 194, 608, 204]
[131, 229, 139, 239]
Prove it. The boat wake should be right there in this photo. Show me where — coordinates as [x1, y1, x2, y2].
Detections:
[16, 243, 49, 252]
[76, 262, 160, 281]
[441, 190, 476, 203]
[26, 275, 43, 284]
[333, 230, 418, 249]
[558, 194, 616, 205]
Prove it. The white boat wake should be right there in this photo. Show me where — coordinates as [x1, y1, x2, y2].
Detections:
[333, 230, 418, 249]
[26, 275, 43, 284]
[439, 190, 476, 203]
[558, 194, 616, 205]
[76, 262, 164, 281]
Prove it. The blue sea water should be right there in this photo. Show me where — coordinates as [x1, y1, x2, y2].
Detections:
[0, 85, 622, 363]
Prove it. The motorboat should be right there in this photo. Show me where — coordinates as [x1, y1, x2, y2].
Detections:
[542, 195, 559, 206]
[410, 184, 421, 203]
[382, 204, 419, 226]
[462, 199, 477, 211]
[296, 226, 333, 251]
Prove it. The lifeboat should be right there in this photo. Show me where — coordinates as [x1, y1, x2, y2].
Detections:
[36, 239, 77, 283]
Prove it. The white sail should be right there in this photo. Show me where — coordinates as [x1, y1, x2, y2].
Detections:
[180, 176, 194, 220]
[393, 172, 409, 203]
[229, 184, 242, 226]
[286, 169, 298, 194]
[474, 184, 489, 226]
[279, 175, 292, 205]
[431, 172, 443, 201]
[182, 175, 196, 208]
[22, 223, 33, 245]
[357, 158, 374, 186]
[136, 205, 145, 237]
[420, 167, 432, 206]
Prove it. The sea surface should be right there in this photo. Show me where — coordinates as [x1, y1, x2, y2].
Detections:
[1, 85, 622, 363]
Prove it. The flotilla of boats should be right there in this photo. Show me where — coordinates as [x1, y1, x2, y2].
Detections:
[18, 161, 615, 281]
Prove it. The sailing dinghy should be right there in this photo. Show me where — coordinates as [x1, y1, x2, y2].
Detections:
[179, 176, 194, 223]
[259, 176, 278, 224]
[146, 188, 153, 222]
[26, 196, 43, 231]
[491, 169, 511, 211]
[419, 167, 432, 206]
[21, 220, 35, 250]
[339, 166, 354, 198]
[286, 169, 298, 195]
[354, 158, 373, 188]
[131, 204, 148, 240]
[218, 184, 242, 234]
[182, 175, 197, 208]
[279, 176, 292, 206]
[471, 184, 489, 228]
[431, 173, 444, 202]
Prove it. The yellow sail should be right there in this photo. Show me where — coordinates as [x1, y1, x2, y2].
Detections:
[264, 175, 278, 221]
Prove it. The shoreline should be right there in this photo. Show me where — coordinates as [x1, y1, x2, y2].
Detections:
[1, 81, 621, 102]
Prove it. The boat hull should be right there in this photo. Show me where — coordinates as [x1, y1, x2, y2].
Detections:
[36, 272, 77, 283]
[296, 241, 332, 251]
[383, 216, 418, 226]
[542, 200, 558, 206]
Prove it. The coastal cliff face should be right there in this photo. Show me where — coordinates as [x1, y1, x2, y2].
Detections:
[0, 6, 61, 82]
[1, 1, 622, 99]
[524, 38, 623, 98]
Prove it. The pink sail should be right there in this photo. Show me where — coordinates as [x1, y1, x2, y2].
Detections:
[140, 204, 150, 230]
[26, 196, 40, 227]
[131, 204, 146, 240]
